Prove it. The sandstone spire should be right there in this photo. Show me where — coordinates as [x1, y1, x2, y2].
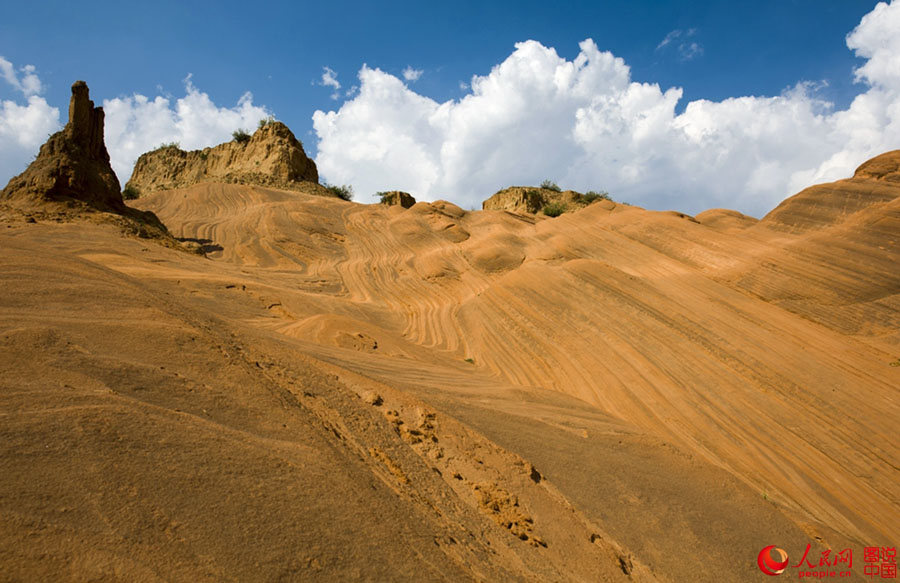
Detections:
[1, 80, 123, 211]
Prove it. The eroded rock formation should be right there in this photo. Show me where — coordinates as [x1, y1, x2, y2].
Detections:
[125, 122, 319, 196]
[482, 186, 611, 215]
[1, 81, 123, 211]
[379, 191, 416, 208]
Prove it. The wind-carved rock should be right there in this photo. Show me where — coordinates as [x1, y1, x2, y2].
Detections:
[379, 191, 416, 208]
[125, 121, 319, 196]
[1, 81, 123, 211]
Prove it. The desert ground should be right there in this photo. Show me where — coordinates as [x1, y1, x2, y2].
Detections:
[1, 83, 897, 582]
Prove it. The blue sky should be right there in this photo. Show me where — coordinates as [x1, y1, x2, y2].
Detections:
[2, 1, 898, 216]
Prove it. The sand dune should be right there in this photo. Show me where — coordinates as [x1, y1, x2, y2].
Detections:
[2, 141, 898, 579]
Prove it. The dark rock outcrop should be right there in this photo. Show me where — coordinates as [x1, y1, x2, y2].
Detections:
[125, 121, 319, 196]
[2, 81, 123, 211]
[1, 81, 169, 238]
[379, 191, 416, 209]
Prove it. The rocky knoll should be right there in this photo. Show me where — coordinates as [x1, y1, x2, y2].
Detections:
[482, 186, 611, 215]
[125, 121, 319, 196]
[379, 190, 416, 208]
[2, 81, 123, 211]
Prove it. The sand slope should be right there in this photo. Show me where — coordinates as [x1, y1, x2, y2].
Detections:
[1, 155, 898, 581]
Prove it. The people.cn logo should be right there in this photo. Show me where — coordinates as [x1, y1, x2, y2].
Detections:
[758, 545, 790, 576]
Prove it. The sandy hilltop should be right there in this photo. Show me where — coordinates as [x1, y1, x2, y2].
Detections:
[1, 82, 898, 582]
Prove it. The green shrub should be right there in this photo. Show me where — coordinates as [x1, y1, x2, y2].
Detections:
[540, 179, 561, 192]
[581, 190, 611, 204]
[375, 191, 391, 203]
[325, 183, 354, 201]
[155, 141, 180, 151]
[543, 202, 567, 217]
[232, 129, 251, 144]
[257, 115, 276, 129]
[122, 185, 140, 200]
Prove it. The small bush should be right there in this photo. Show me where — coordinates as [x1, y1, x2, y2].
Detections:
[375, 191, 391, 203]
[257, 115, 276, 129]
[325, 183, 354, 201]
[198, 150, 208, 161]
[582, 190, 611, 204]
[122, 185, 140, 200]
[232, 129, 251, 144]
[543, 202, 567, 217]
[155, 141, 180, 151]
[540, 179, 561, 192]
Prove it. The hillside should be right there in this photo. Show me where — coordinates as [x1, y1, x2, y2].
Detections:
[1, 97, 897, 581]
[124, 121, 320, 197]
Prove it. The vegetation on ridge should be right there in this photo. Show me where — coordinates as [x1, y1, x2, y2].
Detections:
[540, 179, 562, 192]
[122, 185, 140, 200]
[542, 201, 567, 217]
[580, 190, 610, 204]
[325, 183, 354, 201]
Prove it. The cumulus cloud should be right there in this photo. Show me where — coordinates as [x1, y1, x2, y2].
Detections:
[846, 1, 900, 88]
[0, 57, 44, 97]
[319, 67, 342, 100]
[403, 67, 424, 82]
[314, 2, 900, 217]
[0, 59, 60, 185]
[103, 75, 271, 182]
[1, 66, 271, 188]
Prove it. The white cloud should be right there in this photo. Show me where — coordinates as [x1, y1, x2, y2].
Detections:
[656, 30, 682, 50]
[403, 67, 424, 82]
[0, 57, 44, 97]
[103, 75, 271, 183]
[846, 1, 900, 88]
[314, 2, 900, 217]
[679, 42, 703, 61]
[319, 67, 341, 100]
[0, 69, 271, 188]
[0, 59, 60, 185]
[656, 29, 703, 62]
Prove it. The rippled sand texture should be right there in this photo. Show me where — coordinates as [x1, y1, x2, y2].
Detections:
[1, 152, 897, 582]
